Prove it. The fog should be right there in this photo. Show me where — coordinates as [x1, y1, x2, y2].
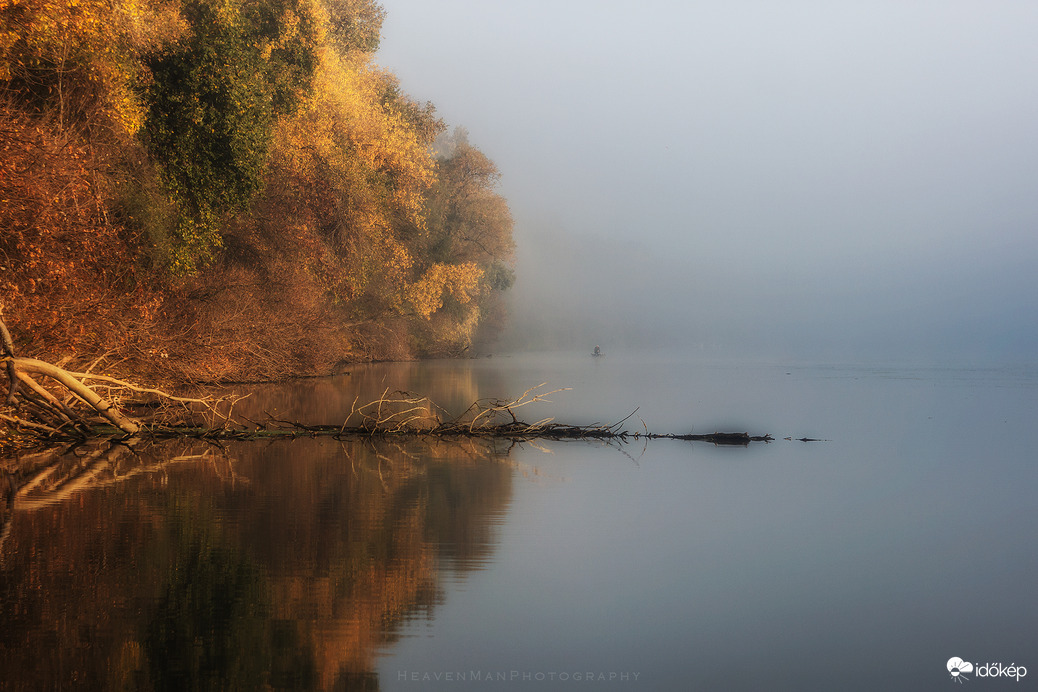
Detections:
[376, 1, 1038, 363]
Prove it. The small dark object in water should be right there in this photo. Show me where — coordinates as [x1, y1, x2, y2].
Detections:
[592, 345, 602, 357]
[668, 431, 773, 445]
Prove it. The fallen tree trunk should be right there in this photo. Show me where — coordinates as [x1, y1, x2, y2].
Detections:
[0, 316, 19, 406]
[1, 312, 240, 443]
[101, 421, 775, 444]
[9, 357, 140, 434]
[0, 316, 779, 447]
[123, 387, 776, 445]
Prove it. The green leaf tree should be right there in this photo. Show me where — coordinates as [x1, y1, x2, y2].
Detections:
[143, 0, 320, 273]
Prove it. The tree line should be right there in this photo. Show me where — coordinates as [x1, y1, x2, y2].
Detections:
[0, 0, 515, 382]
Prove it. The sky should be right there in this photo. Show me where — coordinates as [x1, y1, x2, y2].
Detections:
[375, 0, 1038, 362]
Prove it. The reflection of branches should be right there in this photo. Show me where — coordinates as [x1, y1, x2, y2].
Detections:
[15, 442, 127, 510]
[0, 441, 241, 560]
[7, 441, 239, 513]
[339, 438, 425, 490]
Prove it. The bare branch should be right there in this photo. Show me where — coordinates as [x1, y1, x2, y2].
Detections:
[5, 357, 140, 434]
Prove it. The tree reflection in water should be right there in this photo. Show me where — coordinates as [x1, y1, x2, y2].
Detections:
[0, 436, 513, 690]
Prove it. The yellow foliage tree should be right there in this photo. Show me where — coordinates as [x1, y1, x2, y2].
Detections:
[406, 262, 483, 320]
[271, 46, 438, 314]
[0, 0, 185, 134]
[0, 0, 515, 370]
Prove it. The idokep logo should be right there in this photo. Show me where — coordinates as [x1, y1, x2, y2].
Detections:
[948, 658, 974, 682]
[947, 657, 1029, 683]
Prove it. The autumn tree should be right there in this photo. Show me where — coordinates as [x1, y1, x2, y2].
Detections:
[323, 0, 385, 54]
[403, 128, 515, 354]
[267, 48, 439, 316]
[143, 0, 322, 273]
[422, 129, 515, 278]
[0, 0, 517, 376]
[0, 1, 182, 361]
[0, 0, 184, 134]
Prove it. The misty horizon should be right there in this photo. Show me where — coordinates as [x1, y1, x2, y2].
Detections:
[376, 0, 1038, 363]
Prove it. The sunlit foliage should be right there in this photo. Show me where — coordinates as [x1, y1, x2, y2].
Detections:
[0, 101, 162, 361]
[406, 261, 483, 319]
[270, 47, 439, 314]
[0, 0, 516, 376]
[424, 128, 516, 269]
[324, 0, 384, 54]
[0, 0, 184, 133]
[408, 128, 516, 353]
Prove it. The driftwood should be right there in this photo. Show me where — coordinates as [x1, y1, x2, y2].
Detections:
[1, 314, 777, 447]
[0, 354, 240, 440]
[7, 357, 142, 434]
[1, 316, 18, 406]
[0, 312, 243, 443]
[670, 432, 774, 445]
[132, 385, 775, 445]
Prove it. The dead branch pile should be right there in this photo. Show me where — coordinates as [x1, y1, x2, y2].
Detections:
[1, 312, 243, 444]
[2, 314, 774, 447]
[160, 384, 773, 445]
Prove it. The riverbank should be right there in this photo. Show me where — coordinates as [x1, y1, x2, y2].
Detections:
[2, 0, 514, 393]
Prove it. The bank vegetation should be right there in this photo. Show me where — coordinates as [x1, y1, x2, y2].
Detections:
[1, 0, 516, 393]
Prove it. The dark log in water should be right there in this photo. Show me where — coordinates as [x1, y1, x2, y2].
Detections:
[665, 432, 774, 445]
[60, 422, 774, 447]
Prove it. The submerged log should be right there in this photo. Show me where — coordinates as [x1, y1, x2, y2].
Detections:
[665, 432, 774, 445]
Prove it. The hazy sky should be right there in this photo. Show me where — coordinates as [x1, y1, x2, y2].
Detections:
[376, 0, 1038, 361]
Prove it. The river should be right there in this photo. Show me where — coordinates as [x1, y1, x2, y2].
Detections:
[1, 351, 1035, 690]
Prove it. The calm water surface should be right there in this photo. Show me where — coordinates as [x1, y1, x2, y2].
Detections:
[1, 352, 1035, 690]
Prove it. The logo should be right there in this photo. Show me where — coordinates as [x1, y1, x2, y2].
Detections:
[947, 657, 1029, 683]
[948, 658, 974, 683]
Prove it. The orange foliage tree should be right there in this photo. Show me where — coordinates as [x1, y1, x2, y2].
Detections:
[407, 128, 516, 354]
[270, 47, 439, 317]
[0, 104, 162, 361]
[0, 0, 517, 379]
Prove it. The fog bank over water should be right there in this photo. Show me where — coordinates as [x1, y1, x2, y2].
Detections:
[498, 228, 1038, 364]
[377, 1, 1038, 363]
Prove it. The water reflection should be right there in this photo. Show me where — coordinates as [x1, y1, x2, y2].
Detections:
[0, 436, 513, 690]
[231, 360, 510, 427]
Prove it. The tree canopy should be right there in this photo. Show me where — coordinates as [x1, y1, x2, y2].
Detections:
[0, 0, 516, 378]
